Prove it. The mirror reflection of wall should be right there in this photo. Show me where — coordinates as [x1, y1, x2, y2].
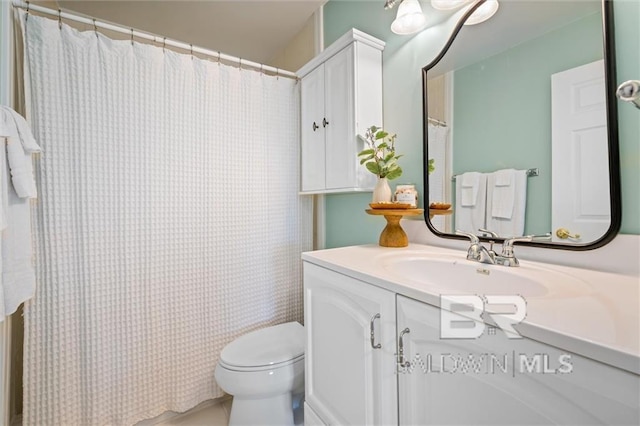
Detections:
[426, 2, 606, 242]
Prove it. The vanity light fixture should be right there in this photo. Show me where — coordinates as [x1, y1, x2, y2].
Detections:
[430, 0, 468, 10]
[384, 0, 403, 10]
[463, 0, 499, 25]
[430, 0, 499, 25]
[390, 0, 427, 35]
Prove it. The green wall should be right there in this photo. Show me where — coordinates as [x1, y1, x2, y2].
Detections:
[323, 0, 640, 248]
[452, 13, 603, 236]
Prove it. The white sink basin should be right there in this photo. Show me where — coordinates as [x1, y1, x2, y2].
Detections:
[379, 253, 590, 298]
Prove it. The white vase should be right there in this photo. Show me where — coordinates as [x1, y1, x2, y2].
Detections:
[372, 177, 392, 203]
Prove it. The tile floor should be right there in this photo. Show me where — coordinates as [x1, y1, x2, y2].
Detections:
[154, 397, 231, 426]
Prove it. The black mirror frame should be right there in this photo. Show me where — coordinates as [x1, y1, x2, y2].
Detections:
[422, 0, 621, 251]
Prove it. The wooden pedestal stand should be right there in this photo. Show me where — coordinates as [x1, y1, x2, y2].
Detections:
[365, 208, 424, 248]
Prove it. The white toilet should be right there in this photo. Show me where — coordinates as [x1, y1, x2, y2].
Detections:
[214, 321, 305, 426]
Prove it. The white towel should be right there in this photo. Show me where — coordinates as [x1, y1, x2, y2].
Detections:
[1, 106, 41, 199]
[486, 169, 527, 237]
[455, 173, 487, 235]
[0, 106, 40, 321]
[491, 169, 516, 219]
[2, 106, 41, 152]
[1, 188, 36, 319]
[6, 137, 39, 198]
[460, 172, 482, 207]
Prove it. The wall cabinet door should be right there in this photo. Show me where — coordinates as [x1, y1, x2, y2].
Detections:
[300, 64, 326, 192]
[324, 44, 355, 191]
[304, 263, 397, 425]
[396, 295, 640, 425]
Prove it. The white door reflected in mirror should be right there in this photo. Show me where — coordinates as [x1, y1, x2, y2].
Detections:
[551, 60, 610, 244]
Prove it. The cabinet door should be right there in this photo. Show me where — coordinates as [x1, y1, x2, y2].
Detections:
[396, 295, 640, 425]
[324, 44, 355, 190]
[300, 64, 326, 192]
[304, 263, 397, 426]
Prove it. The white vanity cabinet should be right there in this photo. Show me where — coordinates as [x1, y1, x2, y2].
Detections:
[303, 262, 397, 425]
[297, 29, 384, 194]
[396, 295, 640, 425]
[303, 252, 640, 426]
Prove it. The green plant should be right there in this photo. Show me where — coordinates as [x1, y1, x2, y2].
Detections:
[357, 126, 403, 180]
[428, 158, 435, 175]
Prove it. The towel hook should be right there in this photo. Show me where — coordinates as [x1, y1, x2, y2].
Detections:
[58, 9, 62, 30]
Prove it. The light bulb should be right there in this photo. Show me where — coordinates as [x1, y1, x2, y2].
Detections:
[391, 0, 427, 35]
[464, 0, 499, 25]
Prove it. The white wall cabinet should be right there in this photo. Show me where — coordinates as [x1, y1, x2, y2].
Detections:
[297, 29, 384, 194]
[303, 261, 640, 426]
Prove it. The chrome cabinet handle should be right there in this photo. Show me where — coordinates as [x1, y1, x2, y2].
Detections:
[312, 121, 319, 131]
[397, 327, 411, 367]
[370, 313, 381, 349]
[322, 117, 329, 127]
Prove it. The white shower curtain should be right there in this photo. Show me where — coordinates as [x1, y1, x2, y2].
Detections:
[21, 12, 312, 425]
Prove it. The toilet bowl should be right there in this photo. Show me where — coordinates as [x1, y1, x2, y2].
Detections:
[214, 321, 305, 426]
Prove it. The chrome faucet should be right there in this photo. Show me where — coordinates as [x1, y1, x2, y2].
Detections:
[456, 230, 496, 264]
[457, 230, 552, 267]
[478, 228, 499, 259]
[494, 233, 552, 267]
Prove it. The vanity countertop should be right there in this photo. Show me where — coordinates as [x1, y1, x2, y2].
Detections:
[302, 243, 640, 375]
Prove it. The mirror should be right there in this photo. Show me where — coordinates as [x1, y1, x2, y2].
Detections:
[423, 0, 620, 250]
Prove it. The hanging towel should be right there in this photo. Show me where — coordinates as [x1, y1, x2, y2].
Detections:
[1, 188, 37, 320]
[455, 172, 487, 235]
[460, 171, 482, 206]
[1, 106, 41, 199]
[0, 106, 40, 321]
[486, 169, 528, 237]
[2, 106, 41, 152]
[491, 168, 516, 219]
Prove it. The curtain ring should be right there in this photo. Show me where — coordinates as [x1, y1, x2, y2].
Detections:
[130, 28, 134, 46]
[276, 68, 280, 80]
[190, 44, 193, 59]
[25, 1, 29, 21]
[162, 37, 166, 53]
[238, 58, 242, 70]
[93, 19, 98, 38]
[217, 52, 221, 66]
[260, 64, 264, 76]
[58, 9, 62, 30]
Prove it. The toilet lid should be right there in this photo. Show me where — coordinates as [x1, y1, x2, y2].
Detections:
[220, 322, 305, 368]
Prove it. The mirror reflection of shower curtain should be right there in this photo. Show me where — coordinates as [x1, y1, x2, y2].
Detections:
[428, 124, 450, 232]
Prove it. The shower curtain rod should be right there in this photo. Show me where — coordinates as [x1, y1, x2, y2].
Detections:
[11, 0, 298, 80]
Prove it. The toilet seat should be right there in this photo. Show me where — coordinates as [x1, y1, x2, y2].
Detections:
[219, 322, 304, 370]
[218, 353, 304, 372]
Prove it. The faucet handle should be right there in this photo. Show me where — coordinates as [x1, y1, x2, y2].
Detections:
[455, 230, 479, 244]
[501, 233, 552, 255]
[478, 228, 500, 239]
[456, 230, 490, 262]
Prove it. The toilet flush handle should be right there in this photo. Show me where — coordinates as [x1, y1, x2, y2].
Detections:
[370, 313, 382, 349]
